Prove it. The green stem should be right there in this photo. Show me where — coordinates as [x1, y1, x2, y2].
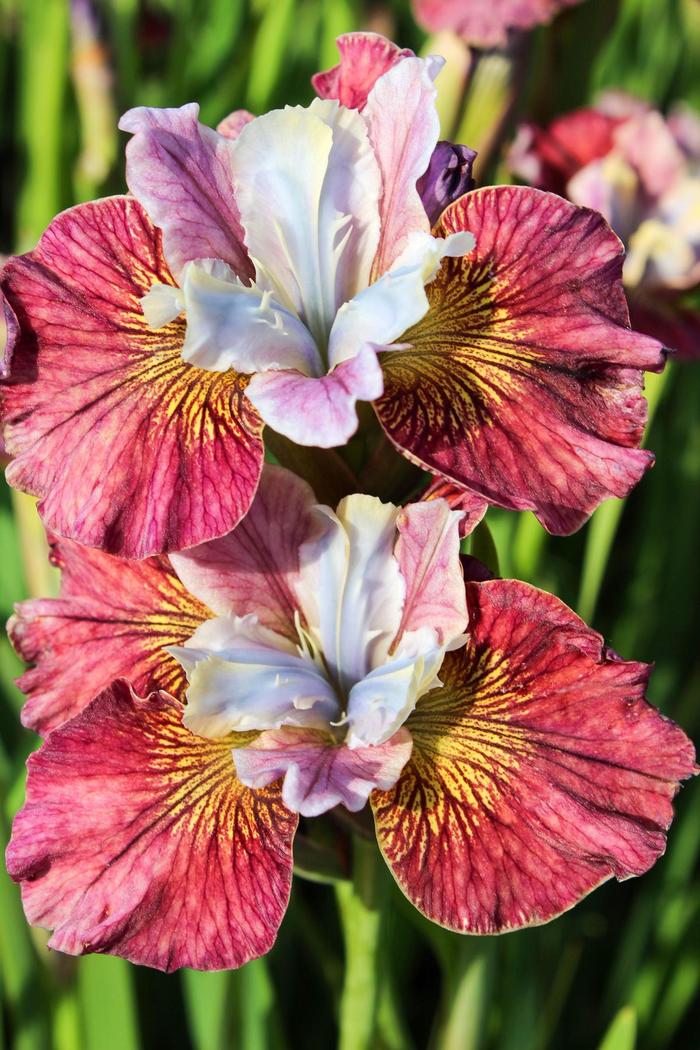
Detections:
[577, 366, 670, 623]
[336, 838, 383, 1050]
[432, 940, 493, 1050]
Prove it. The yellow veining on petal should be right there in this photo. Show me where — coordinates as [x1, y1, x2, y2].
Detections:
[372, 646, 533, 853]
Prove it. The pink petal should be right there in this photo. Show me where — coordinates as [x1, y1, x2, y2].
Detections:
[311, 32, 414, 111]
[170, 465, 318, 642]
[413, 0, 584, 48]
[376, 186, 665, 535]
[393, 500, 467, 646]
[364, 56, 441, 277]
[0, 196, 263, 558]
[246, 344, 384, 448]
[216, 108, 255, 140]
[233, 726, 413, 817]
[7, 681, 297, 972]
[372, 579, 697, 933]
[119, 104, 253, 281]
[10, 537, 209, 736]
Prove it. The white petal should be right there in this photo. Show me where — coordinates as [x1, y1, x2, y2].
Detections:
[178, 259, 322, 375]
[169, 615, 340, 737]
[296, 494, 405, 692]
[233, 99, 382, 346]
[141, 283, 185, 327]
[328, 230, 473, 368]
[344, 644, 445, 748]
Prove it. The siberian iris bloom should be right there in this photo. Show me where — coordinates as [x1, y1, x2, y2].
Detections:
[1, 31, 664, 557]
[510, 94, 700, 359]
[7, 466, 696, 971]
[411, 0, 585, 48]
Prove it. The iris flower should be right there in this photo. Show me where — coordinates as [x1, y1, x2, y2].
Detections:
[510, 94, 700, 359]
[1, 32, 662, 558]
[7, 467, 695, 971]
[411, 0, 585, 49]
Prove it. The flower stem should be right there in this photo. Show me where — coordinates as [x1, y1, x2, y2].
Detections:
[336, 837, 384, 1050]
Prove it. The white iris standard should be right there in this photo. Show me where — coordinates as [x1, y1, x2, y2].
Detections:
[141, 94, 473, 447]
[169, 494, 467, 750]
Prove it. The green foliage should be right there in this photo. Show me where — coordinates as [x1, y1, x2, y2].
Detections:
[0, 0, 698, 1047]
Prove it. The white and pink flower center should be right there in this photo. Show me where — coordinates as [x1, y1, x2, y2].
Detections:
[140, 92, 472, 447]
[170, 494, 467, 752]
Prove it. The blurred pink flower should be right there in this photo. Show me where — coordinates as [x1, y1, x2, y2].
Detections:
[510, 95, 700, 359]
[413, 0, 585, 48]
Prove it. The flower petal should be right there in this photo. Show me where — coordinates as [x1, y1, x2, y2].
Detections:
[176, 615, 340, 737]
[216, 109, 255, 140]
[170, 465, 318, 641]
[10, 537, 209, 736]
[375, 186, 665, 535]
[245, 344, 384, 448]
[393, 499, 467, 645]
[7, 681, 297, 972]
[372, 579, 697, 933]
[233, 99, 381, 341]
[364, 56, 442, 277]
[0, 196, 263, 557]
[234, 726, 413, 817]
[297, 493, 404, 693]
[119, 104, 253, 281]
[311, 31, 414, 111]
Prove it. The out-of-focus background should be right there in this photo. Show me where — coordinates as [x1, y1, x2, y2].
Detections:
[1, 0, 699, 1047]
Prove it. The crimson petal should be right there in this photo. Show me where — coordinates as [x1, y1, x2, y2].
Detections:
[7, 681, 297, 972]
[10, 536, 209, 736]
[375, 186, 665, 534]
[372, 579, 696, 933]
[0, 196, 264, 558]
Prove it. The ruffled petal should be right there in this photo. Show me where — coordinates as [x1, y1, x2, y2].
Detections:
[393, 499, 467, 645]
[372, 579, 697, 933]
[0, 197, 263, 557]
[311, 31, 414, 111]
[233, 99, 381, 341]
[7, 681, 297, 972]
[375, 186, 665, 535]
[364, 56, 442, 277]
[234, 726, 412, 817]
[10, 537, 209, 736]
[297, 494, 404, 693]
[245, 344, 384, 448]
[119, 104, 252, 281]
[175, 615, 340, 737]
[171, 465, 318, 641]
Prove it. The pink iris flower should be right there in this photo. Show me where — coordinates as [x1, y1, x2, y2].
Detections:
[509, 93, 700, 359]
[1, 33, 663, 560]
[7, 466, 696, 971]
